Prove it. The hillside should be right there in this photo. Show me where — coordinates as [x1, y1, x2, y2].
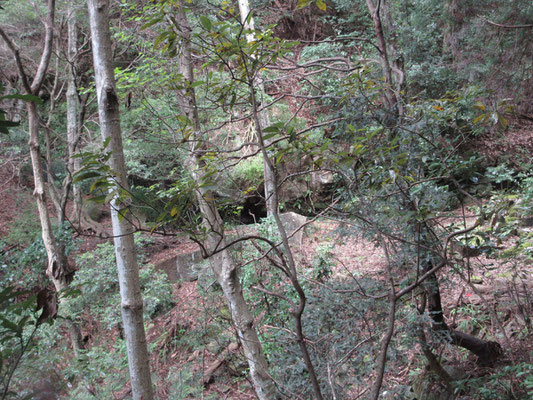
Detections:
[1, 0, 532, 399]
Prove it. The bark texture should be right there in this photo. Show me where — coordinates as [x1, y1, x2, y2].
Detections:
[364, 0, 404, 117]
[66, 5, 83, 227]
[173, 7, 279, 399]
[87, 1, 154, 399]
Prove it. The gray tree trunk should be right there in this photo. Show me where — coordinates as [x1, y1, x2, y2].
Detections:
[66, 3, 82, 226]
[237, 0, 276, 216]
[173, 8, 278, 399]
[87, 1, 154, 399]
[0, 0, 74, 292]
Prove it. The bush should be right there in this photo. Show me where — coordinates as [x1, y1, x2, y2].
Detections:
[70, 234, 174, 329]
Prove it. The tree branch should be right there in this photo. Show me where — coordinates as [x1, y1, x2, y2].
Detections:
[31, 0, 56, 94]
[476, 14, 533, 29]
[0, 27, 32, 93]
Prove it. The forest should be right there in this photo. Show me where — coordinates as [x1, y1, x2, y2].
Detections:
[0, 0, 532, 399]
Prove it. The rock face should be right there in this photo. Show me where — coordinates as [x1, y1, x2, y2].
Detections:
[155, 212, 310, 282]
[156, 249, 204, 282]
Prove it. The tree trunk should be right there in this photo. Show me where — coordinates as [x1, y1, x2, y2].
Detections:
[0, 0, 74, 293]
[423, 262, 503, 367]
[248, 52, 324, 400]
[237, 0, 276, 216]
[172, 8, 279, 399]
[87, 1, 154, 399]
[0, 1, 87, 356]
[66, 4, 82, 228]
[28, 101, 73, 291]
[366, 0, 398, 115]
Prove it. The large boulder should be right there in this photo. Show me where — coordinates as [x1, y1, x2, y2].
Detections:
[155, 249, 204, 282]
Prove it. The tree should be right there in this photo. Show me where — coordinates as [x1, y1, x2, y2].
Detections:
[0, 0, 74, 293]
[86, 0, 154, 398]
[168, 5, 279, 398]
[237, 0, 276, 216]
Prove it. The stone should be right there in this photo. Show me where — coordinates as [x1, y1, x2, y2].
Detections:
[155, 249, 204, 283]
[155, 212, 310, 283]
[279, 211, 308, 247]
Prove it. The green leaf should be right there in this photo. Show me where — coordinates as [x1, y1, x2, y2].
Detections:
[141, 16, 163, 30]
[2, 93, 43, 104]
[263, 122, 283, 133]
[316, 0, 327, 11]
[262, 132, 278, 141]
[473, 114, 486, 124]
[89, 195, 108, 204]
[199, 16, 212, 31]
[190, 80, 205, 88]
[102, 136, 111, 149]
[0, 316, 18, 332]
[246, 12, 253, 26]
[73, 171, 102, 183]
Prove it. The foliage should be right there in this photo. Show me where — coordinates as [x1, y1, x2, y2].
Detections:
[1, 0, 532, 397]
[520, 177, 533, 216]
[453, 362, 533, 399]
[230, 154, 264, 188]
[0, 287, 39, 400]
[167, 362, 205, 400]
[69, 235, 173, 329]
[1, 222, 79, 289]
[485, 163, 515, 186]
[311, 242, 334, 281]
[63, 341, 130, 400]
[0, 84, 21, 135]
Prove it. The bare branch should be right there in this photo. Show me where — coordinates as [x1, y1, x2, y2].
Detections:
[31, 0, 56, 94]
[0, 27, 32, 93]
[476, 13, 533, 29]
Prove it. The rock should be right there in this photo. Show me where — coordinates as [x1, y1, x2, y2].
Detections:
[30, 379, 59, 400]
[176, 250, 204, 281]
[411, 365, 466, 400]
[155, 249, 204, 283]
[155, 212, 309, 283]
[85, 201, 106, 222]
[279, 211, 308, 247]
[380, 385, 416, 399]
[411, 372, 453, 400]
[232, 211, 309, 248]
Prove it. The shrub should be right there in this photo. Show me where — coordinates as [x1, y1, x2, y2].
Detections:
[70, 234, 174, 329]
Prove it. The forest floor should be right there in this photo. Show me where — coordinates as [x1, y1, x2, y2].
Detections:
[132, 209, 532, 399]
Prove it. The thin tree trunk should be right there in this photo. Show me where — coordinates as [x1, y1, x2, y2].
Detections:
[28, 102, 73, 291]
[0, 0, 74, 293]
[66, 4, 82, 227]
[87, 1, 154, 399]
[249, 57, 324, 400]
[364, 0, 397, 114]
[172, 8, 279, 399]
[370, 235, 396, 400]
[237, 0, 276, 216]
